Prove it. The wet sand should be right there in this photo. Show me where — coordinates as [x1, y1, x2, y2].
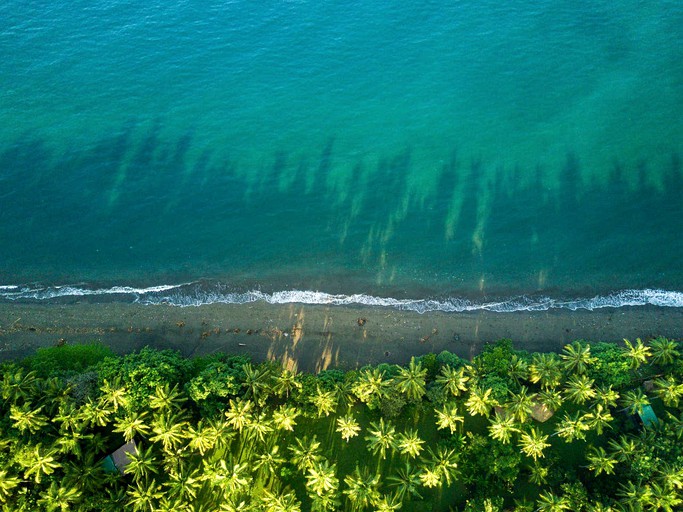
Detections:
[0, 302, 681, 372]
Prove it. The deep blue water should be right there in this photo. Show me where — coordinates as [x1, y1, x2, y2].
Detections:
[1, 1, 682, 310]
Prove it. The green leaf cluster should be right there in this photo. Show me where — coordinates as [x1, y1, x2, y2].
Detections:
[96, 347, 192, 410]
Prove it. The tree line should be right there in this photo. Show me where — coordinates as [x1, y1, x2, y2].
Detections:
[0, 336, 682, 511]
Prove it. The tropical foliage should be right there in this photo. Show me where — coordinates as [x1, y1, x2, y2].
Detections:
[0, 337, 681, 511]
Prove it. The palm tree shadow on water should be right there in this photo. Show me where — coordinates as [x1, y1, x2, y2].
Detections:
[0, 124, 681, 293]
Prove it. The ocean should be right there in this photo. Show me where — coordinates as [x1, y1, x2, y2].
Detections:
[1, 0, 682, 312]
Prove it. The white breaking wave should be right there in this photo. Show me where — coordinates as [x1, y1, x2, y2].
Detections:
[0, 283, 184, 301]
[0, 283, 682, 313]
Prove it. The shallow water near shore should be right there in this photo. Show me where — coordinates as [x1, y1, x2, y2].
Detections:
[1, 1, 682, 308]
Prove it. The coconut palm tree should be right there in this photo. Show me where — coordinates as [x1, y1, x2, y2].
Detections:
[219, 495, 251, 512]
[560, 340, 597, 374]
[62, 452, 107, 495]
[488, 411, 520, 444]
[126, 478, 164, 512]
[153, 495, 186, 512]
[607, 434, 639, 463]
[310, 491, 341, 512]
[334, 380, 357, 411]
[435, 365, 469, 397]
[126, 443, 158, 481]
[353, 367, 390, 404]
[52, 402, 84, 433]
[419, 466, 441, 489]
[396, 428, 425, 459]
[336, 415, 361, 443]
[554, 411, 590, 442]
[584, 502, 618, 512]
[0, 470, 21, 503]
[208, 416, 235, 453]
[241, 363, 272, 405]
[527, 461, 548, 485]
[617, 480, 651, 512]
[225, 398, 254, 433]
[512, 498, 535, 512]
[465, 386, 498, 418]
[653, 375, 683, 408]
[506, 385, 534, 423]
[365, 418, 397, 460]
[373, 493, 402, 512]
[387, 462, 423, 501]
[310, 386, 337, 418]
[272, 405, 299, 432]
[288, 435, 322, 471]
[343, 466, 381, 512]
[622, 338, 652, 370]
[393, 357, 427, 402]
[508, 355, 529, 384]
[305, 459, 339, 498]
[518, 427, 550, 461]
[37, 377, 71, 414]
[529, 353, 563, 389]
[536, 490, 570, 512]
[165, 466, 202, 503]
[649, 336, 680, 366]
[37, 481, 82, 512]
[99, 378, 129, 412]
[585, 446, 618, 476]
[186, 419, 219, 455]
[619, 389, 650, 416]
[18, 443, 61, 484]
[55, 428, 92, 459]
[273, 368, 302, 399]
[150, 412, 188, 452]
[149, 383, 186, 412]
[79, 397, 113, 428]
[594, 385, 620, 408]
[89, 432, 108, 456]
[9, 404, 49, 434]
[0, 367, 37, 403]
[648, 481, 683, 512]
[254, 444, 285, 484]
[536, 388, 564, 413]
[260, 488, 302, 512]
[563, 374, 597, 405]
[665, 411, 683, 439]
[658, 462, 683, 490]
[201, 456, 251, 495]
[434, 402, 464, 434]
[243, 411, 274, 445]
[424, 445, 459, 485]
[113, 410, 151, 442]
[582, 404, 613, 435]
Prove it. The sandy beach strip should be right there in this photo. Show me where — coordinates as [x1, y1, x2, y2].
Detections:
[0, 302, 681, 372]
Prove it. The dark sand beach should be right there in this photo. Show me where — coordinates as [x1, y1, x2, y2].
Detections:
[1, 302, 682, 371]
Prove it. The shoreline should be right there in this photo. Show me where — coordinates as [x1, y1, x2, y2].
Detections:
[1, 302, 682, 372]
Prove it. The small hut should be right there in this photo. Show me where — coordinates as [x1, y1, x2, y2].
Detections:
[637, 404, 658, 428]
[101, 440, 137, 475]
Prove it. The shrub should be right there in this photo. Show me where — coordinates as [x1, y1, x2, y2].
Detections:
[186, 356, 248, 416]
[22, 342, 114, 378]
[587, 342, 632, 389]
[436, 350, 466, 369]
[415, 353, 439, 381]
[96, 347, 193, 410]
[472, 339, 526, 389]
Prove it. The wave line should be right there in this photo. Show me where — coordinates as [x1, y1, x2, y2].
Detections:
[1, 283, 682, 313]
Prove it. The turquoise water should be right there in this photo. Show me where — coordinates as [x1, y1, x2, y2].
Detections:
[1, 1, 683, 309]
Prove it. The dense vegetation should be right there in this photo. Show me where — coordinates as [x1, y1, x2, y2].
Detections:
[1, 336, 682, 511]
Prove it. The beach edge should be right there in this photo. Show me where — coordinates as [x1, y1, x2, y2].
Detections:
[1, 302, 682, 372]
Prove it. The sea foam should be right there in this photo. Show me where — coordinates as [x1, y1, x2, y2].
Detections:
[1, 283, 682, 313]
